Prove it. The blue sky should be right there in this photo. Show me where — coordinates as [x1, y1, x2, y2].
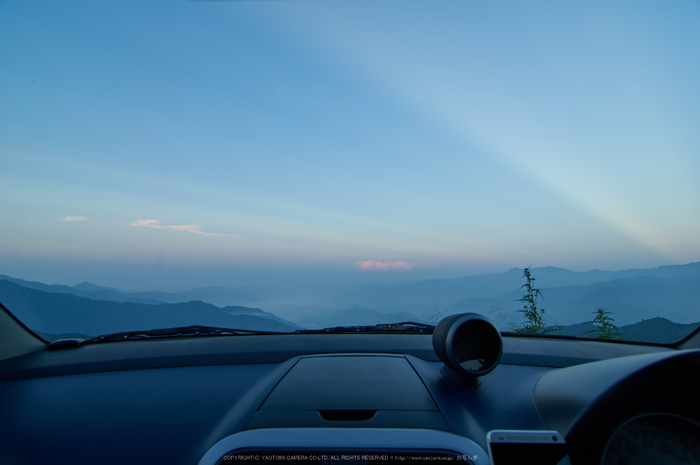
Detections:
[1, 0, 699, 290]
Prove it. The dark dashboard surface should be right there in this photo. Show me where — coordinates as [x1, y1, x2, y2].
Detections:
[0, 333, 698, 465]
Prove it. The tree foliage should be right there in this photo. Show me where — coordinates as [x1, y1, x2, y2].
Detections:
[584, 307, 625, 340]
[511, 267, 561, 334]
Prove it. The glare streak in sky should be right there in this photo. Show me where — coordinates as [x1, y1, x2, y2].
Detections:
[1, 0, 699, 288]
[261, 0, 700, 263]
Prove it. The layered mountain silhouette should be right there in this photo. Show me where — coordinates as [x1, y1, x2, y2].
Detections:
[0, 280, 300, 340]
[0, 274, 273, 307]
[1, 261, 699, 344]
[448, 274, 700, 327]
[339, 262, 700, 327]
[559, 317, 699, 344]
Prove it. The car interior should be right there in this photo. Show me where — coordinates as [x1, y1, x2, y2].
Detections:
[2, 306, 699, 465]
[2, 1, 698, 464]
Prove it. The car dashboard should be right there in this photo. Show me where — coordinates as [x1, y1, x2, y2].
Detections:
[1, 324, 699, 465]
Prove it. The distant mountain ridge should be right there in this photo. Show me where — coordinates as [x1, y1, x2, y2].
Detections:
[449, 273, 700, 327]
[0, 274, 273, 308]
[559, 317, 700, 344]
[338, 262, 700, 327]
[2, 262, 699, 344]
[0, 274, 162, 305]
[0, 280, 301, 340]
[342, 262, 700, 308]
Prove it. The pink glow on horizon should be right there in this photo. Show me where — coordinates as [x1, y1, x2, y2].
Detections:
[356, 260, 418, 271]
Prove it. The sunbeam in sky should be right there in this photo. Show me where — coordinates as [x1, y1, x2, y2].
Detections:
[1, 0, 699, 290]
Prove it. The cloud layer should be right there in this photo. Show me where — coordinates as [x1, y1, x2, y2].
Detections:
[131, 219, 238, 237]
[62, 216, 87, 221]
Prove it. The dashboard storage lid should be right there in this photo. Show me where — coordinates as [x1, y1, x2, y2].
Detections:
[246, 354, 449, 430]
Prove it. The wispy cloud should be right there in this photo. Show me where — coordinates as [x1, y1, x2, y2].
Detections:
[131, 219, 238, 237]
[62, 216, 87, 221]
[356, 260, 423, 271]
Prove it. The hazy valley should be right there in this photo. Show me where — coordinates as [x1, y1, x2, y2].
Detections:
[1, 262, 699, 343]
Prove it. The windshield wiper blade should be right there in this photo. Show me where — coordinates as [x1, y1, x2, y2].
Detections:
[83, 325, 286, 344]
[69, 322, 433, 346]
[295, 321, 434, 334]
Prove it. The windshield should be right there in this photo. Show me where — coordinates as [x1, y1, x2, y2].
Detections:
[1, 0, 699, 344]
